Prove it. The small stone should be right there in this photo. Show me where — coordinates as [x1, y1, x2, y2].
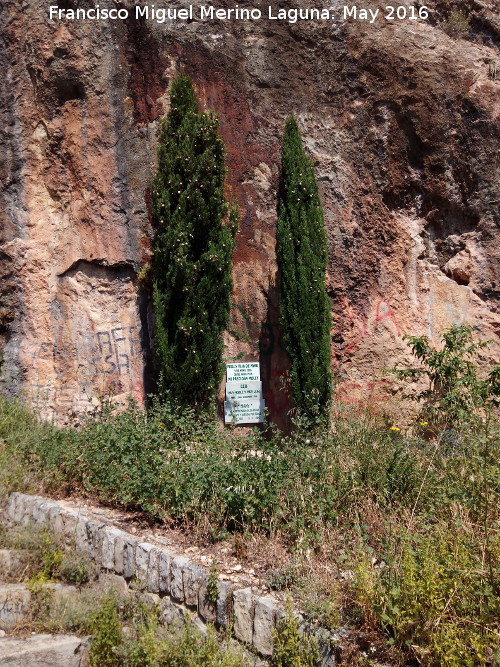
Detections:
[135, 543, 154, 586]
[114, 536, 125, 575]
[123, 538, 138, 580]
[147, 548, 160, 593]
[198, 574, 216, 623]
[101, 528, 124, 571]
[158, 550, 172, 594]
[159, 597, 186, 627]
[253, 596, 276, 656]
[0, 584, 31, 629]
[233, 587, 255, 643]
[61, 512, 79, 542]
[216, 581, 234, 628]
[170, 557, 190, 602]
[48, 506, 64, 536]
[183, 564, 206, 608]
[74, 518, 90, 554]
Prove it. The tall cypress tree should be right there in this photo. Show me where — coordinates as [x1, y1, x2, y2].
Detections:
[277, 116, 332, 418]
[151, 73, 237, 408]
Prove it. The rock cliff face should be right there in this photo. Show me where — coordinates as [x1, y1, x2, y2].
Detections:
[1, 0, 499, 423]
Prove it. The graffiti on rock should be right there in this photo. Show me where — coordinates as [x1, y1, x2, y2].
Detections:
[331, 296, 402, 366]
[25, 325, 143, 408]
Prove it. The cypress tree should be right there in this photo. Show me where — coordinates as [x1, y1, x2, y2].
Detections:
[151, 73, 237, 408]
[277, 116, 332, 418]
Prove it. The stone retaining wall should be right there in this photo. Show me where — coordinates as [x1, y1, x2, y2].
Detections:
[6, 493, 336, 665]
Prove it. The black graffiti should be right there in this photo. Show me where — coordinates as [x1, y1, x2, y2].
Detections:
[27, 325, 142, 376]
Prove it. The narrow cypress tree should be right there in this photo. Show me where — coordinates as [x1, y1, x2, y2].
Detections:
[277, 116, 332, 418]
[151, 73, 237, 408]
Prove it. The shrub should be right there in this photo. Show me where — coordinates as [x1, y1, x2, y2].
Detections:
[271, 597, 318, 667]
[393, 324, 500, 433]
[367, 525, 500, 666]
[442, 9, 470, 39]
[277, 116, 332, 420]
[89, 593, 123, 667]
[151, 72, 238, 409]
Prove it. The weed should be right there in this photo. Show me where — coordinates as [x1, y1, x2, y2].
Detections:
[442, 9, 470, 39]
[56, 551, 96, 585]
[295, 573, 341, 632]
[271, 597, 319, 667]
[267, 562, 303, 592]
[207, 558, 219, 603]
[88, 593, 122, 667]
[0, 335, 499, 665]
[233, 532, 249, 560]
[136, 262, 152, 289]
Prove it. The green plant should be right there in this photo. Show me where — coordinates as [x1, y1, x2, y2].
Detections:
[136, 262, 152, 289]
[27, 575, 55, 625]
[56, 551, 95, 585]
[296, 575, 341, 632]
[207, 558, 220, 603]
[267, 562, 302, 591]
[442, 9, 470, 39]
[151, 72, 238, 409]
[1, 389, 499, 663]
[272, 597, 319, 667]
[89, 593, 123, 667]
[126, 620, 249, 667]
[393, 324, 500, 433]
[370, 526, 500, 666]
[277, 115, 332, 420]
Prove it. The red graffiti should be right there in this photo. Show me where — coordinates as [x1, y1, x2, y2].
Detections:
[375, 300, 401, 337]
[331, 297, 401, 367]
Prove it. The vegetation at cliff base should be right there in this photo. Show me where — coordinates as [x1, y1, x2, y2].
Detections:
[151, 72, 237, 409]
[277, 115, 332, 419]
[0, 325, 498, 666]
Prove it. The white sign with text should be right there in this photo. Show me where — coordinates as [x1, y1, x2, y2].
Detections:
[225, 380, 262, 401]
[226, 362, 260, 382]
[224, 399, 265, 424]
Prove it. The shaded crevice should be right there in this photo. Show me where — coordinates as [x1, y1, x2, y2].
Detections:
[57, 258, 135, 280]
[53, 79, 85, 106]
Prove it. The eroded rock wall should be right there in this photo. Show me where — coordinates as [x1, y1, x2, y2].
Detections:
[1, 0, 499, 423]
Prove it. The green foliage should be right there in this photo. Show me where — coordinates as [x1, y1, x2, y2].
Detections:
[277, 116, 332, 419]
[89, 593, 123, 667]
[267, 562, 303, 592]
[56, 551, 95, 585]
[137, 262, 152, 290]
[271, 598, 318, 667]
[151, 72, 237, 409]
[127, 621, 248, 667]
[393, 324, 500, 432]
[0, 523, 70, 582]
[206, 558, 220, 603]
[357, 525, 500, 666]
[1, 369, 499, 665]
[295, 575, 341, 632]
[27, 576, 55, 622]
[0, 395, 471, 541]
[442, 9, 470, 39]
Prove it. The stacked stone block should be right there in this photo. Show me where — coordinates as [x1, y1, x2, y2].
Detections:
[5, 493, 337, 664]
